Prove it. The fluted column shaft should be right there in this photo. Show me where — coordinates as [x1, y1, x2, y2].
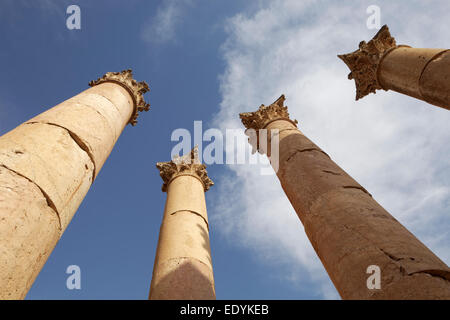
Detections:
[339, 25, 450, 111]
[240, 96, 450, 299]
[0, 70, 149, 299]
[150, 147, 215, 300]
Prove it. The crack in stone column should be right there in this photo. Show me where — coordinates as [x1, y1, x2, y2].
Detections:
[0, 164, 61, 230]
[170, 209, 210, 231]
[26, 122, 96, 183]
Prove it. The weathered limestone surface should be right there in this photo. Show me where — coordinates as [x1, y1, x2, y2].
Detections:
[339, 25, 450, 110]
[149, 147, 215, 300]
[27, 86, 124, 178]
[0, 166, 60, 300]
[0, 70, 149, 299]
[0, 122, 94, 231]
[240, 96, 450, 299]
[419, 50, 450, 108]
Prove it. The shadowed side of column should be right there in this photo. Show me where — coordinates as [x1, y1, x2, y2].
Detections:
[240, 95, 450, 299]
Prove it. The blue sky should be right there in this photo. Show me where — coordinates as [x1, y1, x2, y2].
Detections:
[0, 0, 449, 300]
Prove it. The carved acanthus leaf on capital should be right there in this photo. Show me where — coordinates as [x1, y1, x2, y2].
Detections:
[156, 146, 214, 192]
[89, 69, 150, 126]
[239, 95, 298, 131]
[239, 95, 298, 155]
[338, 25, 397, 100]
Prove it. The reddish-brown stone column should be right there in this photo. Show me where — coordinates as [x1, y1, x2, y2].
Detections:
[0, 70, 149, 299]
[149, 146, 215, 300]
[240, 95, 450, 299]
[339, 25, 450, 111]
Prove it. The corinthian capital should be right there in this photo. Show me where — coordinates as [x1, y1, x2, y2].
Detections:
[89, 69, 150, 126]
[239, 95, 298, 130]
[156, 146, 214, 192]
[338, 25, 397, 100]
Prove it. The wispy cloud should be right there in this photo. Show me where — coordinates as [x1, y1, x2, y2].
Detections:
[141, 0, 193, 45]
[211, 0, 450, 299]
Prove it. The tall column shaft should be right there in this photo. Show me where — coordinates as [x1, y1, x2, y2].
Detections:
[339, 25, 450, 111]
[0, 70, 149, 299]
[150, 147, 215, 300]
[240, 96, 450, 299]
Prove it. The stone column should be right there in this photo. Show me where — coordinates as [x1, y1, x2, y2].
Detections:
[0, 70, 149, 299]
[339, 25, 450, 111]
[149, 146, 215, 300]
[240, 95, 450, 299]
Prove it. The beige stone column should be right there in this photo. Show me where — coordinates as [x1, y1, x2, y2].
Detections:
[339, 25, 450, 111]
[149, 146, 215, 300]
[0, 70, 149, 299]
[240, 95, 450, 299]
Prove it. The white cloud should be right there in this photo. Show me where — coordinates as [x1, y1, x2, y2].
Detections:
[141, 0, 192, 44]
[211, 0, 450, 299]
